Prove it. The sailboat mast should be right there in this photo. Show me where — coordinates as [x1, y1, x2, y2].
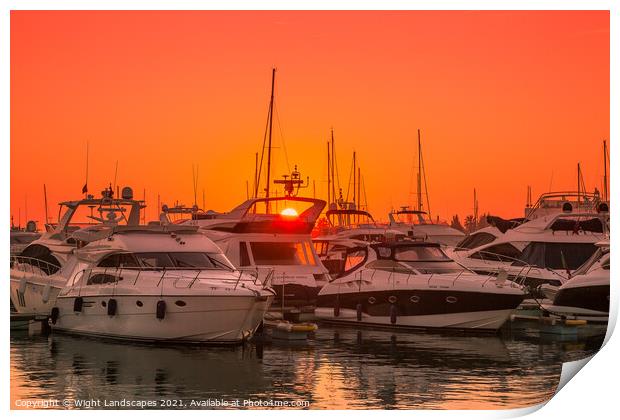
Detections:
[353, 151, 356, 207]
[357, 167, 361, 212]
[331, 129, 336, 204]
[417, 129, 422, 212]
[43, 184, 49, 225]
[603, 140, 608, 201]
[577, 163, 581, 204]
[327, 140, 331, 206]
[265, 68, 276, 210]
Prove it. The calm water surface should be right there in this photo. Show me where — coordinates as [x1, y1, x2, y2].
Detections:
[10, 324, 605, 409]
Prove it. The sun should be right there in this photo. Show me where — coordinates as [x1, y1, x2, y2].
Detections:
[280, 208, 298, 217]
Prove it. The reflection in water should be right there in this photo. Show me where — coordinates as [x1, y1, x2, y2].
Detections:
[10, 325, 604, 409]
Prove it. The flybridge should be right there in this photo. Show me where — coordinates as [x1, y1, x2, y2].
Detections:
[207, 196, 326, 234]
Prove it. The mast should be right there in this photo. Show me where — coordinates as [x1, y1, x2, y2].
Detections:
[264, 67, 276, 212]
[352, 151, 356, 208]
[357, 167, 361, 212]
[43, 184, 49, 225]
[327, 140, 331, 206]
[331, 129, 336, 205]
[577, 163, 581, 204]
[254, 152, 259, 199]
[416, 129, 422, 212]
[603, 140, 608, 201]
[473, 188, 479, 231]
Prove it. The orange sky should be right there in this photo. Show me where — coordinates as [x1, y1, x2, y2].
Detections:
[10, 10, 610, 226]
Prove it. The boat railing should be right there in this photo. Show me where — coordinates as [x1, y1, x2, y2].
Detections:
[464, 250, 539, 287]
[346, 259, 528, 290]
[10, 255, 61, 276]
[67, 266, 275, 292]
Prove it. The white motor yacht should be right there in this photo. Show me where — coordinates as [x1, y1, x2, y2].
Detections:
[170, 195, 330, 316]
[388, 207, 465, 246]
[316, 241, 526, 331]
[541, 239, 609, 323]
[51, 223, 273, 343]
[448, 206, 608, 295]
[10, 186, 145, 321]
[313, 207, 405, 275]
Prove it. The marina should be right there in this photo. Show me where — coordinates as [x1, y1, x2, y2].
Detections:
[9, 9, 611, 412]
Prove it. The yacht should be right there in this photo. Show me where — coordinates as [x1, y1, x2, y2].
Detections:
[313, 206, 405, 275]
[315, 241, 526, 331]
[388, 207, 465, 246]
[51, 223, 273, 343]
[525, 191, 608, 220]
[10, 186, 145, 321]
[448, 207, 608, 294]
[541, 239, 609, 323]
[10, 220, 41, 255]
[170, 195, 330, 316]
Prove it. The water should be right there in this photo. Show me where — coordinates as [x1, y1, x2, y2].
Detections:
[10, 324, 605, 410]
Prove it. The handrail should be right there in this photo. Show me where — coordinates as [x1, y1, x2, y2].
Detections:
[10, 255, 61, 275]
[66, 265, 275, 291]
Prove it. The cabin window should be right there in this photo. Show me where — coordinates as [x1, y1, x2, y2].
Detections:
[249, 242, 312, 266]
[133, 252, 175, 268]
[514, 242, 597, 270]
[169, 252, 216, 268]
[365, 259, 414, 274]
[130, 252, 233, 270]
[455, 232, 496, 250]
[87, 273, 120, 285]
[239, 242, 251, 266]
[395, 246, 450, 261]
[98, 253, 140, 268]
[470, 243, 522, 261]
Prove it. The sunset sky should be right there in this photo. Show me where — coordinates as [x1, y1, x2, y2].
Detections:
[10, 10, 610, 226]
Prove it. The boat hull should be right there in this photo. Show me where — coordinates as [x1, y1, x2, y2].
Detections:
[9, 273, 63, 319]
[51, 294, 273, 343]
[315, 307, 518, 331]
[316, 289, 524, 332]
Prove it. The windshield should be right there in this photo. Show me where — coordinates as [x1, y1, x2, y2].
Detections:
[250, 241, 317, 266]
[512, 242, 597, 270]
[394, 246, 451, 261]
[98, 252, 234, 270]
[455, 232, 496, 250]
[571, 248, 610, 276]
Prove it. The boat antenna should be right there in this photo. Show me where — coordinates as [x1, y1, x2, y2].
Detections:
[43, 184, 49, 225]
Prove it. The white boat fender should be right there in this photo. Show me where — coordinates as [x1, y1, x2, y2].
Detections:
[18, 278, 27, 295]
[107, 298, 118, 316]
[50, 307, 59, 324]
[390, 304, 398, 324]
[42, 284, 51, 303]
[356, 303, 363, 321]
[156, 300, 166, 320]
[73, 297, 83, 312]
